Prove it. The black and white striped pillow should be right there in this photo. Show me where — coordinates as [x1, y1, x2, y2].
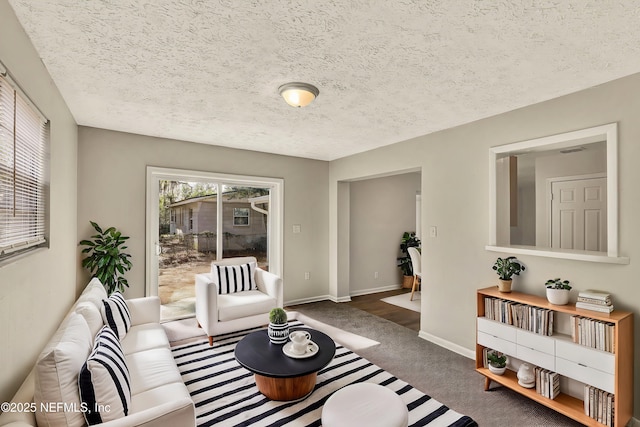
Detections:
[101, 292, 131, 340]
[212, 262, 257, 294]
[78, 326, 131, 425]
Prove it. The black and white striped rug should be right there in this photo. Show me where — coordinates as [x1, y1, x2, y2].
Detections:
[171, 321, 477, 427]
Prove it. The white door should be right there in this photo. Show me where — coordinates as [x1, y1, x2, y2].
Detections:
[550, 176, 607, 251]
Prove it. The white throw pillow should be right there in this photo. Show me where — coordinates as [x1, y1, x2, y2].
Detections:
[75, 301, 104, 337]
[79, 326, 131, 425]
[101, 291, 131, 340]
[34, 313, 93, 427]
[78, 277, 109, 309]
[212, 262, 257, 294]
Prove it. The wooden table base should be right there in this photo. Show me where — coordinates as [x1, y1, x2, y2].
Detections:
[254, 372, 317, 401]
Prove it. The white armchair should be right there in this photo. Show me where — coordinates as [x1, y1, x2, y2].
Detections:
[195, 257, 283, 346]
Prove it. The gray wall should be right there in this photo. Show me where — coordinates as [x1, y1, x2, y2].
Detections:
[349, 173, 421, 294]
[330, 72, 640, 418]
[0, 1, 78, 404]
[76, 127, 330, 304]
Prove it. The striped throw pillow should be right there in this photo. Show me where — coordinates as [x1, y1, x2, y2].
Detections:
[78, 326, 131, 425]
[101, 292, 131, 340]
[212, 262, 257, 294]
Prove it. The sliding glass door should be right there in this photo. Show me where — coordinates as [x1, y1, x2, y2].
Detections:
[146, 167, 283, 320]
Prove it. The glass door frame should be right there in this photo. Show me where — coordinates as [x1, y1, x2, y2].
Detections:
[145, 166, 284, 297]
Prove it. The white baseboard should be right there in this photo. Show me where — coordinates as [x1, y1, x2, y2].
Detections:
[349, 284, 402, 297]
[285, 294, 352, 306]
[284, 285, 402, 306]
[418, 330, 475, 360]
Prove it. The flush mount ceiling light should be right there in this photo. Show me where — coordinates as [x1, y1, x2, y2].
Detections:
[278, 82, 319, 108]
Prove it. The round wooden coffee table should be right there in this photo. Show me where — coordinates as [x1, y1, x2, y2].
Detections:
[234, 327, 336, 401]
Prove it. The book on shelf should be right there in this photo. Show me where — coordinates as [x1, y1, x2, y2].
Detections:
[571, 316, 615, 353]
[584, 384, 614, 427]
[577, 296, 612, 306]
[576, 301, 614, 313]
[578, 289, 612, 302]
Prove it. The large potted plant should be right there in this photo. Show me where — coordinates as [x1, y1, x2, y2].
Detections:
[545, 278, 572, 305]
[492, 256, 525, 293]
[79, 221, 132, 294]
[397, 232, 421, 288]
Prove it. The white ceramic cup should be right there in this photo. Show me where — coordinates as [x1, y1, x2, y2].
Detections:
[289, 330, 311, 355]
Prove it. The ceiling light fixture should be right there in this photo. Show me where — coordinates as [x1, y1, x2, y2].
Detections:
[278, 82, 319, 108]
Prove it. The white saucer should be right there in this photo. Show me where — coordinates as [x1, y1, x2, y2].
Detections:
[282, 340, 319, 359]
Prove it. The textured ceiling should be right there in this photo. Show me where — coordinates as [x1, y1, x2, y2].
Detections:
[7, 1, 640, 161]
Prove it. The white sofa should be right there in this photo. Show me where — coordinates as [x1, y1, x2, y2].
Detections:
[195, 256, 283, 346]
[0, 278, 195, 427]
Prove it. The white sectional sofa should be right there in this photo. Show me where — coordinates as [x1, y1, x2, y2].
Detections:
[0, 279, 195, 427]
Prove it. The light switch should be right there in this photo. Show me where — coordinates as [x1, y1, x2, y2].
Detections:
[429, 226, 437, 238]
[293, 224, 301, 234]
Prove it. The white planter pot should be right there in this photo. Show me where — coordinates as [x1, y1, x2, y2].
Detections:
[546, 288, 570, 305]
[488, 364, 506, 375]
[268, 322, 289, 345]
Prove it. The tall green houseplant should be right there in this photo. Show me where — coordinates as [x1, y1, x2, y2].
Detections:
[80, 221, 132, 294]
[397, 232, 421, 276]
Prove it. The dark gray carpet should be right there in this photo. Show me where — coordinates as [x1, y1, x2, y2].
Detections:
[291, 300, 582, 427]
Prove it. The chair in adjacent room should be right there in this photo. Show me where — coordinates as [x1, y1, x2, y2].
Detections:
[195, 256, 283, 345]
[407, 247, 422, 301]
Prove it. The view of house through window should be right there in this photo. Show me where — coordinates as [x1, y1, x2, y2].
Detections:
[158, 180, 270, 320]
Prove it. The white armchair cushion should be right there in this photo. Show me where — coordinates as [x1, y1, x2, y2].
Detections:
[101, 291, 131, 340]
[211, 261, 257, 294]
[79, 326, 132, 425]
[217, 290, 277, 322]
[34, 313, 93, 427]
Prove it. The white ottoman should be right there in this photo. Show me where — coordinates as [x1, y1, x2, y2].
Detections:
[321, 383, 408, 427]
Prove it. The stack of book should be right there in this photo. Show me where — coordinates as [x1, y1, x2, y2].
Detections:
[584, 385, 614, 426]
[576, 289, 614, 313]
[534, 366, 560, 399]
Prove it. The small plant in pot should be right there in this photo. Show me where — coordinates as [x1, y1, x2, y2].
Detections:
[492, 256, 525, 293]
[487, 351, 507, 375]
[268, 308, 289, 345]
[545, 278, 572, 305]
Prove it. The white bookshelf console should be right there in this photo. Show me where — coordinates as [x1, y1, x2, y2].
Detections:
[476, 286, 633, 427]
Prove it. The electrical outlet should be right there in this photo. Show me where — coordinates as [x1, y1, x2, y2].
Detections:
[304, 272, 310, 280]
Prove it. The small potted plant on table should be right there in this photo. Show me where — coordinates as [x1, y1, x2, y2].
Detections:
[492, 256, 525, 293]
[545, 278, 572, 305]
[268, 308, 289, 345]
[487, 351, 507, 375]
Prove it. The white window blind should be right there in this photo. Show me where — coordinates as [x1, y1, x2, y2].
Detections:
[0, 73, 49, 257]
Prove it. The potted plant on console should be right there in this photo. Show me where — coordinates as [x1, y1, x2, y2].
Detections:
[545, 278, 572, 305]
[268, 308, 289, 345]
[487, 351, 507, 375]
[79, 221, 132, 295]
[492, 256, 525, 293]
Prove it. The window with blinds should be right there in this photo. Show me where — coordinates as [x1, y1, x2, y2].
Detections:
[0, 72, 49, 260]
